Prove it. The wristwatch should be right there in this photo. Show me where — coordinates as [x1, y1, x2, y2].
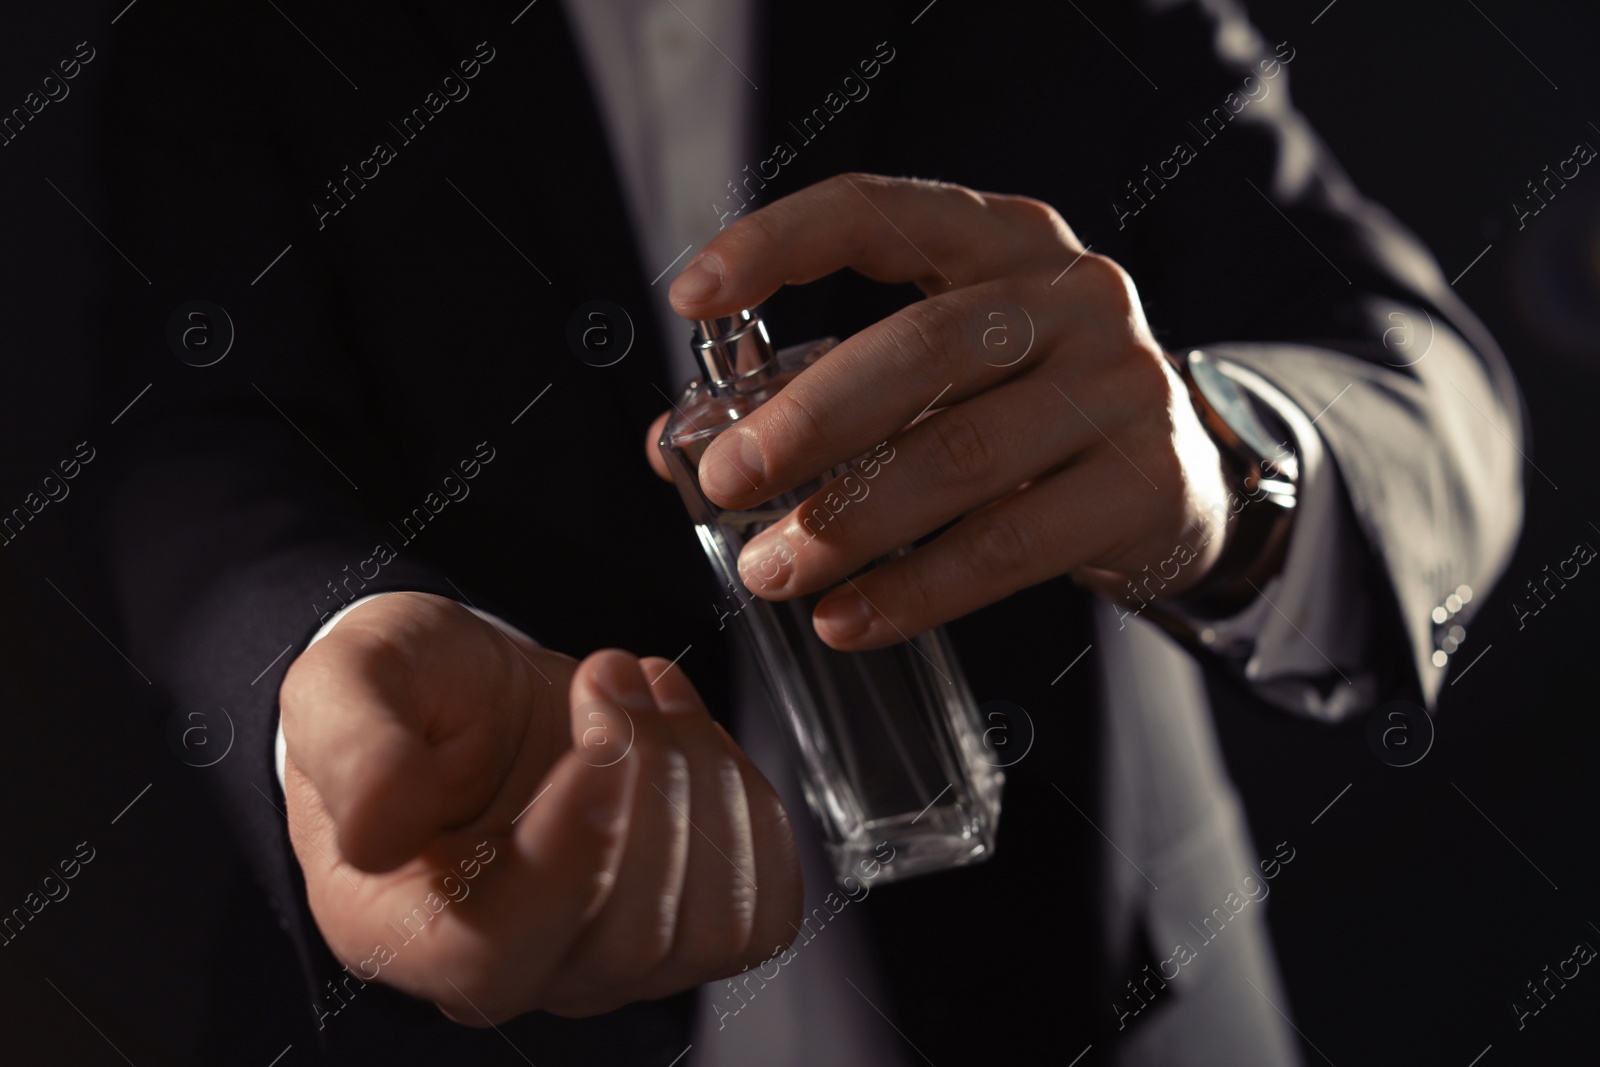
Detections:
[1162, 349, 1299, 619]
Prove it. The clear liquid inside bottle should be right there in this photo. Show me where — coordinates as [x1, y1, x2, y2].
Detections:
[660, 313, 1002, 886]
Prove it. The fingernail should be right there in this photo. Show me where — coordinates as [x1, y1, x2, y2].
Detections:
[700, 429, 764, 502]
[814, 590, 872, 643]
[671, 254, 722, 307]
[592, 654, 654, 711]
[739, 529, 793, 591]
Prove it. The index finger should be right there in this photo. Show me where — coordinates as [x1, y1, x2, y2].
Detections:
[667, 173, 1078, 317]
[280, 613, 442, 873]
[694, 281, 1041, 510]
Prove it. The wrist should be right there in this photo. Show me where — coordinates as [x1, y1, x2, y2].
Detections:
[1163, 350, 1299, 620]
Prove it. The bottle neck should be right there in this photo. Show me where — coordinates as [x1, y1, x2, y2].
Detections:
[693, 309, 777, 394]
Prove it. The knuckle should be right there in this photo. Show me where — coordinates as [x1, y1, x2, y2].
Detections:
[729, 204, 780, 251]
[1126, 349, 1176, 412]
[930, 178, 987, 210]
[837, 170, 898, 192]
[894, 298, 965, 366]
[927, 408, 997, 485]
[997, 193, 1066, 233]
[969, 514, 1032, 577]
[1081, 253, 1137, 313]
[830, 171, 894, 209]
[771, 388, 828, 462]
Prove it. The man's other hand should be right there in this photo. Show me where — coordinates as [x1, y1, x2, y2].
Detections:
[279, 592, 803, 1023]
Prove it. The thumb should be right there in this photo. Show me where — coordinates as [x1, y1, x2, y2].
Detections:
[280, 637, 443, 873]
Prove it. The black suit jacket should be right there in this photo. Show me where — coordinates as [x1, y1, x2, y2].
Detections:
[92, 1, 1521, 1062]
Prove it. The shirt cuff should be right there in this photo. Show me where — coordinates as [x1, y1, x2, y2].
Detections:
[273, 592, 537, 794]
[1171, 358, 1377, 721]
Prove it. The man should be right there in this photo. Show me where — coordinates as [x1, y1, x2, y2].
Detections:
[94, 0, 1521, 1062]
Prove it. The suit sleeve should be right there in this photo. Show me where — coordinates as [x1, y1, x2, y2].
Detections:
[1117, 0, 1525, 711]
[89, 5, 464, 1010]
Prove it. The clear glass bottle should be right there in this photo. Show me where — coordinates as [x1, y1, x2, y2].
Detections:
[659, 308, 1002, 886]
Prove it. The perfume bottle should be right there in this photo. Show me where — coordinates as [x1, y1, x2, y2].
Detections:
[659, 308, 1002, 886]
